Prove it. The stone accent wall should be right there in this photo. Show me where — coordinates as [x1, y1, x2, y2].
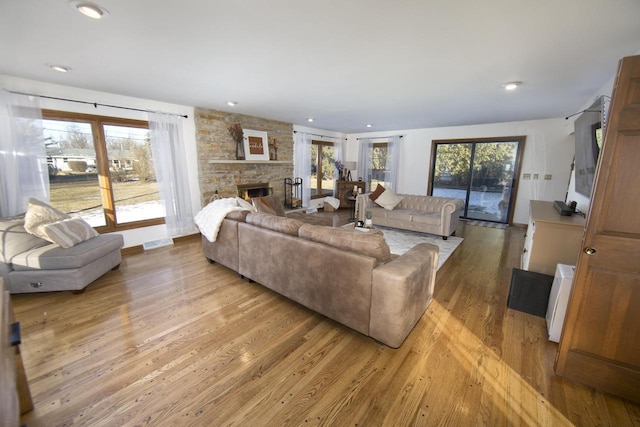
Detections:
[195, 107, 294, 206]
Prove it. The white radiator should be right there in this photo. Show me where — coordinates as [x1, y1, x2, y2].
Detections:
[546, 263, 574, 343]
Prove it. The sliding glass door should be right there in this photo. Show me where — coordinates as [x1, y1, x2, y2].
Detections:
[429, 137, 525, 224]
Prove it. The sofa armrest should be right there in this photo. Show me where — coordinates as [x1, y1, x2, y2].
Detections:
[369, 243, 439, 347]
[439, 198, 464, 235]
[356, 194, 374, 222]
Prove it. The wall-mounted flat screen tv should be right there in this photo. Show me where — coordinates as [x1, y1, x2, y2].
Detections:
[574, 96, 605, 197]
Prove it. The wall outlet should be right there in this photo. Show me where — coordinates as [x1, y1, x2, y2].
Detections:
[544, 174, 552, 180]
[523, 173, 531, 180]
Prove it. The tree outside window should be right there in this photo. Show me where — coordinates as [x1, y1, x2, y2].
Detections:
[310, 140, 335, 198]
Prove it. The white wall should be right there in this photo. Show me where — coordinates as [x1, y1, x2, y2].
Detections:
[346, 118, 575, 224]
[1, 75, 200, 248]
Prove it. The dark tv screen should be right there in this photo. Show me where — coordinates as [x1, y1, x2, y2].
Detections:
[574, 97, 604, 198]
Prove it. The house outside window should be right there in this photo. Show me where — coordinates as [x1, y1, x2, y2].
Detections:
[310, 140, 335, 199]
[42, 110, 164, 231]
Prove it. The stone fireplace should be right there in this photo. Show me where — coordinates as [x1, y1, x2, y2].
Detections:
[194, 107, 294, 206]
[237, 182, 271, 200]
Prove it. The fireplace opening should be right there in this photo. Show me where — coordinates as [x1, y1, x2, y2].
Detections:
[237, 183, 271, 200]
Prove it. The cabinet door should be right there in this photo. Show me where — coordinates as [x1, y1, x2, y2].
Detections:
[555, 55, 640, 403]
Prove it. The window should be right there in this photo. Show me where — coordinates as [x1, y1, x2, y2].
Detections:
[310, 140, 335, 199]
[42, 110, 164, 231]
[369, 142, 388, 190]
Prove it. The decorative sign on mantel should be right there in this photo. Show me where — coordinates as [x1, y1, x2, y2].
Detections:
[243, 129, 269, 161]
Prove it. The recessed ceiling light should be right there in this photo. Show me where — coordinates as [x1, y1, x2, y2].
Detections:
[307, 118, 314, 122]
[47, 64, 71, 73]
[502, 81, 522, 91]
[366, 124, 373, 128]
[70, 1, 109, 19]
[227, 101, 237, 107]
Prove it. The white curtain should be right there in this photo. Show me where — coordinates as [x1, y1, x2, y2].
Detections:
[293, 131, 312, 207]
[356, 136, 401, 192]
[148, 112, 194, 236]
[0, 90, 48, 217]
[357, 138, 373, 188]
[387, 135, 401, 191]
[327, 136, 345, 182]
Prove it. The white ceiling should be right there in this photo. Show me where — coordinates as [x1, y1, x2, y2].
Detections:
[1, 1, 639, 133]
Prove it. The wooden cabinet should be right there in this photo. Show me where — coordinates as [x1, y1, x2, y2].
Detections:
[1, 278, 33, 424]
[336, 181, 366, 209]
[556, 55, 640, 403]
[521, 201, 585, 276]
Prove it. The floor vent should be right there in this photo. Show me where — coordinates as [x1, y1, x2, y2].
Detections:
[142, 238, 174, 251]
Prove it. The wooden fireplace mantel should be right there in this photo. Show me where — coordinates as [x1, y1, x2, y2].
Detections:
[208, 160, 291, 165]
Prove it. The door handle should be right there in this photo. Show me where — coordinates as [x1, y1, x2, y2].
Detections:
[585, 247, 597, 255]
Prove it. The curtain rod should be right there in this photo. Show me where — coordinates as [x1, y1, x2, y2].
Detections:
[8, 90, 188, 119]
[356, 135, 403, 140]
[293, 130, 347, 140]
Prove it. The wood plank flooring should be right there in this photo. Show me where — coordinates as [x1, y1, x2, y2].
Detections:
[12, 223, 640, 426]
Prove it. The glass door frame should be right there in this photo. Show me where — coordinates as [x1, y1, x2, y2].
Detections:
[427, 136, 526, 225]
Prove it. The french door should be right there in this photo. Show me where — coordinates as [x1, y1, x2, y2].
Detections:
[429, 136, 525, 224]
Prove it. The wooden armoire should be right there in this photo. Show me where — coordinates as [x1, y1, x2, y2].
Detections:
[555, 55, 640, 403]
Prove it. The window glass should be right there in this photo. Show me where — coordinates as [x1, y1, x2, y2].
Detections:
[42, 111, 163, 230]
[310, 141, 335, 198]
[370, 143, 388, 190]
[43, 119, 105, 227]
[104, 125, 162, 223]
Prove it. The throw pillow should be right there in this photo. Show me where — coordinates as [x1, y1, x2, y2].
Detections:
[252, 197, 277, 216]
[369, 184, 386, 201]
[41, 217, 99, 248]
[374, 188, 403, 210]
[236, 197, 257, 212]
[24, 198, 71, 241]
[0, 215, 50, 264]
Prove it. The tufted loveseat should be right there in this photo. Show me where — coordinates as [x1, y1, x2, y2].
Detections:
[356, 193, 465, 239]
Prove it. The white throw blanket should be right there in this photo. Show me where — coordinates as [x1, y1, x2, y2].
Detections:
[194, 197, 249, 242]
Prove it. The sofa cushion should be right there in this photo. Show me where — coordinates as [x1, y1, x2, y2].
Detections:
[24, 198, 71, 241]
[298, 224, 391, 265]
[374, 188, 403, 210]
[0, 215, 50, 264]
[246, 212, 304, 236]
[11, 233, 124, 271]
[385, 210, 413, 222]
[41, 217, 99, 248]
[369, 184, 386, 201]
[410, 211, 441, 226]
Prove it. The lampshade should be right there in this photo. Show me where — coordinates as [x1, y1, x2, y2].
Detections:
[343, 161, 357, 170]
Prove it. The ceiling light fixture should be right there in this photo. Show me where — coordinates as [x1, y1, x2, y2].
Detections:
[227, 101, 237, 107]
[502, 81, 522, 91]
[366, 124, 373, 128]
[47, 63, 71, 73]
[70, 1, 109, 19]
[307, 118, 314, 122]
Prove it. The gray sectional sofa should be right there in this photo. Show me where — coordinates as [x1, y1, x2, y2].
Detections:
[356, 193, 465, 239]
[201, 211, 439, 348]
[0, 215, 124, 294]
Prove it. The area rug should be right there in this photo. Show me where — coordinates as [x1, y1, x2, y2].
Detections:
[466, 220, 508, 229]
[376, 226, 463, 270]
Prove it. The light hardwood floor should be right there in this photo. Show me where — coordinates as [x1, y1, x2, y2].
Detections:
[13, 223, 640, 426]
